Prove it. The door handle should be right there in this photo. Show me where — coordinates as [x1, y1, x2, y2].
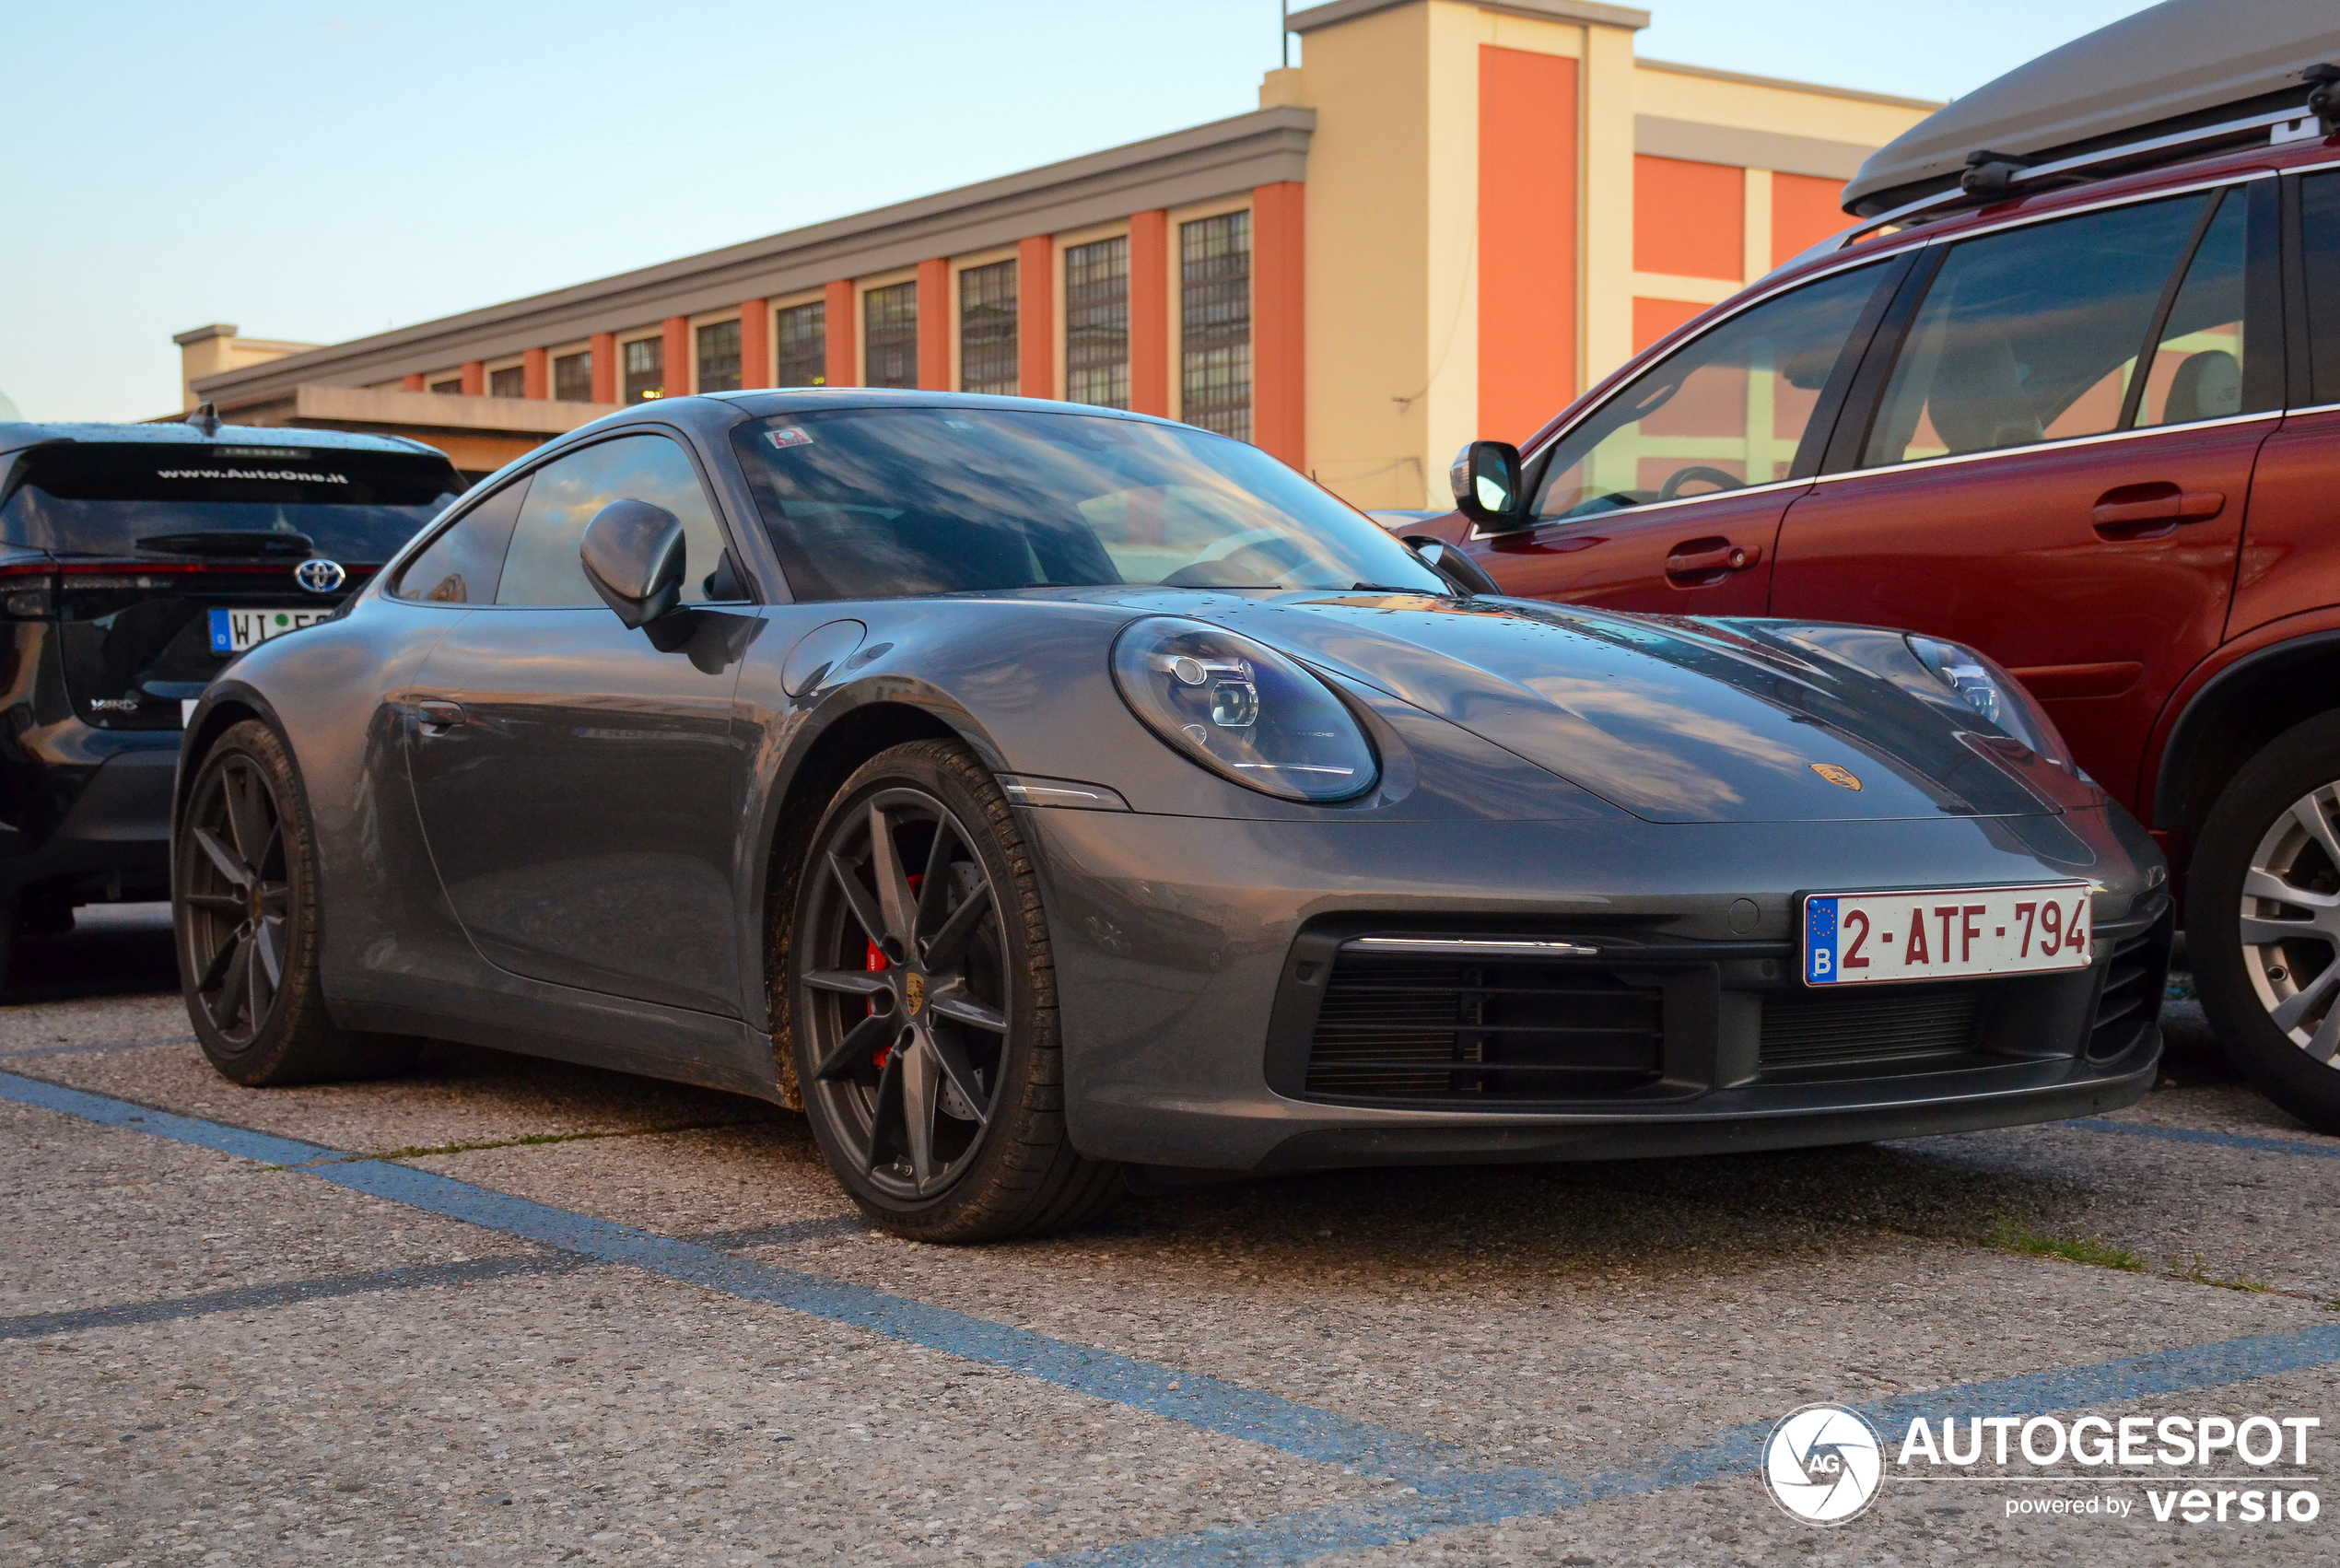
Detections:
[2091, 484, 2224, 537]
[1663, 538, 1762, 584]
[416, 699, 467, 734]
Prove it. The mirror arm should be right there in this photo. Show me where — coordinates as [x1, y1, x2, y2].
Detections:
[642, 607, 697, 653]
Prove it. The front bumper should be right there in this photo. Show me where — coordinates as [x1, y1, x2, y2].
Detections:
[1023, 805, 2167, 1172]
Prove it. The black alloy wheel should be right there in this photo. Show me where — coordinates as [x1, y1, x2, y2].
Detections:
[790, 741, 1119, 1241]
[2189, 711, 2340, 1133]
[174, 720, 411, 1086]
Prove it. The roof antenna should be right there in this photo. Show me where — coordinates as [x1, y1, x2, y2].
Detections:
[185, 402, 220, 438]
[1281, 0, 1290, 69]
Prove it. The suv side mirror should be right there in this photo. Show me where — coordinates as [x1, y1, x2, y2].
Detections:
[1449, 440, 1528, 530]
[1402, 536, 1502, 597]
[580, 499, 686, 631]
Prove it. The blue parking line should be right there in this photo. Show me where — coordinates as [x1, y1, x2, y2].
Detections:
[2065, 1116, 2340, 1161]
[11, 1066, 2340, 1568]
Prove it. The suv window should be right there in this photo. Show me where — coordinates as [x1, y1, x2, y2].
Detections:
[2298, 170, 2340, 404]
[1527, 261, 1889, 523]
[496, 434, 734, 608]
[392, 476, 530, 603]
[1860, 192, 2225, 467]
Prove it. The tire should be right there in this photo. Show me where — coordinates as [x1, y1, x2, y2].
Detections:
[2187, 711, 2340, 1133]
[174, 720, 415, 1086]
[787, 739, 1121, 1243]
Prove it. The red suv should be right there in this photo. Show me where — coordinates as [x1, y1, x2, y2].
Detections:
[1410, 99, 2340, 1131]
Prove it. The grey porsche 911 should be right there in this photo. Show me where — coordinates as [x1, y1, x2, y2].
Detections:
[172, 390, 2168, 1241]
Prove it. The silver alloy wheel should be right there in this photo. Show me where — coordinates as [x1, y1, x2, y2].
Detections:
[801, 787, 1011, 1199]
[2238, 781, 2340, 1064]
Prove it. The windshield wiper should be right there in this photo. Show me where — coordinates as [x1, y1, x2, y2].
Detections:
[1351, 581, 1447, 595]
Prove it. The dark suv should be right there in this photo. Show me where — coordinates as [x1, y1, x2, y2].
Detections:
[1413, 59, 2340, 1129]
[0, 417, 462, 977]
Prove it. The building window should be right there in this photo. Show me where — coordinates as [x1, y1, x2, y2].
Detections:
[777, 302, 826, 387]
[959, 260, 1019, 395]
[1065, 237, 1129, 410]
[864, 283, 918, 388]
[487, 366, 524, 399]
[553, 350, 593, 403]
[696, 320, 742, 394]
[623, 338, 663, 402]
[1180, 210, 1252, 441]
[428, 377, 462, 395]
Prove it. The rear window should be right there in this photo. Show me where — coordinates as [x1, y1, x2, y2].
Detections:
[2, 442, 462, 561]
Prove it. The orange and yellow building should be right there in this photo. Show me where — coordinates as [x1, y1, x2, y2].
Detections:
[177, 0, 1935, 504]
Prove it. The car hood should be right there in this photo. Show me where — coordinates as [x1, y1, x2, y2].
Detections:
[1177, 592, 2059, 825]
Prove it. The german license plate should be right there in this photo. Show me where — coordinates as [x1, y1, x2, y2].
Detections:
[210, 607, 333, 654]
[1802, 883, 2092, 987]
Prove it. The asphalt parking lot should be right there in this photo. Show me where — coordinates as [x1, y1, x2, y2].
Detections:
[4, 908, 2337, 1565]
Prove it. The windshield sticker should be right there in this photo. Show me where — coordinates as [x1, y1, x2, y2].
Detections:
[153, 468, 349, 484]
[766, 427, 814, 450]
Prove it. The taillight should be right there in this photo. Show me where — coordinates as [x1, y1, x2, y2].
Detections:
[0, 564, 56, 620]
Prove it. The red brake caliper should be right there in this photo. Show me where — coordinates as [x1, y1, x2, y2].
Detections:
[865, 874, 920, 1070]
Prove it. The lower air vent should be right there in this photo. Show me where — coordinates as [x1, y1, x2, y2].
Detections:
[1760, 984, 1981, 1074]
[1304, 953, 1664, 1101]
[2088, 914, 2171, 1060]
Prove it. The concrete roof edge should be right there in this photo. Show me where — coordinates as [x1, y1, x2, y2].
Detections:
[1635, 55, 1944, 111]
[192, 106, 1316, 401]
[171, 323, 239, 346]
[1289, 0, 1649, 33]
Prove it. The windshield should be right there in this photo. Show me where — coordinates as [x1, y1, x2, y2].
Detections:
[2, 443, 462, 561]
[728, 407, 1446, 600]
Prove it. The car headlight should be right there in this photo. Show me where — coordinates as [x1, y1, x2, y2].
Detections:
[1110, 617, 1378, 802]
[1906, 634, 2068, 762]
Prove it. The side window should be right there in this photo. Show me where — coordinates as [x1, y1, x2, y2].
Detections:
[1529, 262, 1888, 523]
[2298, 170, 2340, 404]
[497, 434, 737, 608]
[391, 476, 529, 603]
[1861, 193, 2216, 467]
[2136, 189, 2249, 428]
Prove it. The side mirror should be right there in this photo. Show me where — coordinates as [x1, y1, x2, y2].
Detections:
[580, 499, 686, 630]
[1449, 440, 1528, 530]
[1402, 536, 1502, 598]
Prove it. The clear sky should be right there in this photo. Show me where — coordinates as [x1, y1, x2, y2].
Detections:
[2, 0, 2162, 422]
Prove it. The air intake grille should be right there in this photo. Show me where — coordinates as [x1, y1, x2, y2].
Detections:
[1304, 954, 1664, 1101]
[1760, 984, 1981, 1072]
[2088, 918, 2170, 1060]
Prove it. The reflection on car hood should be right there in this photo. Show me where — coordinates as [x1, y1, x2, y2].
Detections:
[1183, 592, 2057, 825]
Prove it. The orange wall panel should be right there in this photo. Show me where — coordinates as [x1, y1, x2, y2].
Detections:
[738, 298, 770, 390]
[589, 333, 616, 403]
[1633, 156, 1743, 281]
[1771, 172, 1851, 268]
[1129, 209, 1170, 417]
[1478, 46, 1577, 447]
[521, 346, 548, 400]
[916, 258, 951, 391]
[661, 316, 689, 397]
[1252, 181, 1306, 469]
[1632, 297, 1706, 355]
[458, 360, 485, 397]
[1017, 235, 1055, 398]
[402, 372, 425, 392]
[824, 280, 856, 388]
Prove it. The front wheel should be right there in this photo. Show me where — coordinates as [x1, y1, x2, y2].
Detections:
[2188, 712, 2340, 1132]
[787, 740, 1120, 1242]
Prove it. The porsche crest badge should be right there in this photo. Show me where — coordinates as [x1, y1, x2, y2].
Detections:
[1809, 763, 1862, 790]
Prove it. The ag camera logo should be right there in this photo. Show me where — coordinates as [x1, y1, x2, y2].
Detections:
[1764, 1403, 1884, 1525]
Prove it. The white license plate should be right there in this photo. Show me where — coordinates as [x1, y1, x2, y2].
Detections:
[210, 607, 333, 654]
[1802, 883, 2092, 987]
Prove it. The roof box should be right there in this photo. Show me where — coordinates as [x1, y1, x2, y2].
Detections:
[1843, 0, 2340, 216]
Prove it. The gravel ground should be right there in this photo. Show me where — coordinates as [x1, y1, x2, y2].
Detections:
[2, 909, 2334, 1565]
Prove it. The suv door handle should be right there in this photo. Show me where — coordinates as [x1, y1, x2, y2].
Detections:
[1663, 538, 1762, 584]
[416, 699, 467, 734]
[2091, 484, 2225, 536]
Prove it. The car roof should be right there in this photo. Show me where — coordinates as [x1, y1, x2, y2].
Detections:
[0, 420, 452, 464]
[1844, 0, 2340, 216]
